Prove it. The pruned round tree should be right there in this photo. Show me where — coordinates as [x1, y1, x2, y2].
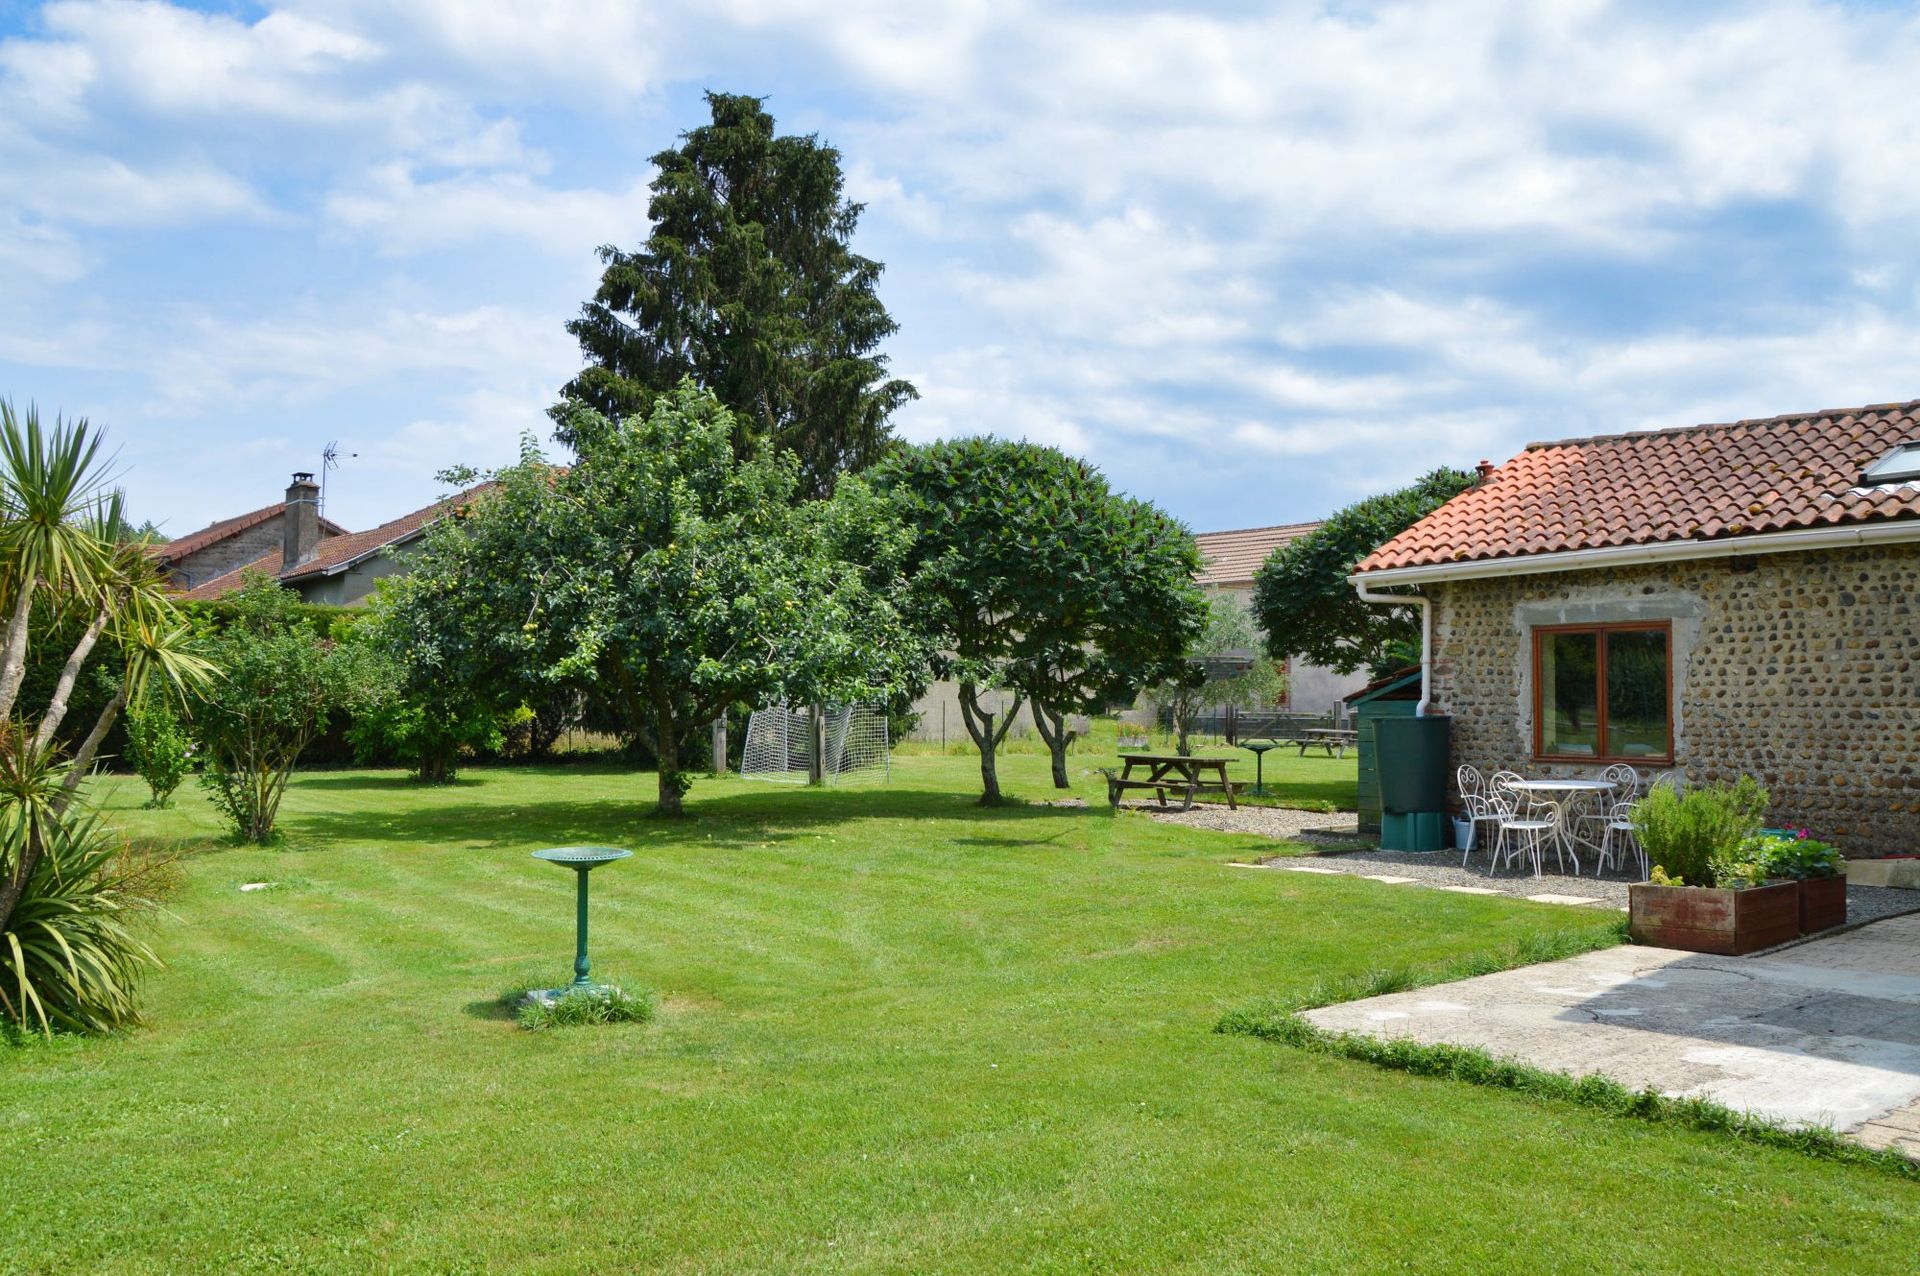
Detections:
[557, 92, 915, 499]
[873, 438, 1205, 802]
[1253, 468, 1475, 677]
[406, 380, 923, 816]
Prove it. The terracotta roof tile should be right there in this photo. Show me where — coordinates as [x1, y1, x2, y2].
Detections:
[1357, 399, 1920, 573]
[1193, 521, 1322, 587]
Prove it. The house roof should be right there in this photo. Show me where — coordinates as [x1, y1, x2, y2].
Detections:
[148, 500, 347, 564]
[179, 483, 495, 601]
[1357, 399, 1920, 575]
[1193, 521, 1322, 587]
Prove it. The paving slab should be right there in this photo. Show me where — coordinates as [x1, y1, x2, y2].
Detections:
[1304, 914, 1920, 1147]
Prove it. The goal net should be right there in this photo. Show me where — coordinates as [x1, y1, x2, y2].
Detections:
[740, 703, 890, 784]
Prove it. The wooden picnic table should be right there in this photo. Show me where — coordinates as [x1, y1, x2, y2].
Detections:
[1102, 753, 1238, 811]
[1297, 728, 1359, 758]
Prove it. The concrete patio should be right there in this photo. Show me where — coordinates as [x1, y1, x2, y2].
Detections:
[1304, 913, 1920, 1157]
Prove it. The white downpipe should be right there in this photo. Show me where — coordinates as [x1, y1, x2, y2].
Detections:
[1353, 580, 1432, 718]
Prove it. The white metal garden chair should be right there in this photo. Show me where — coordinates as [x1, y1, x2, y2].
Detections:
[1578, 763, 1639, 871]
[1456, 765, 1505, 867]
[1600, 797, 1647, 880]
[1488, 774, 1561, 878]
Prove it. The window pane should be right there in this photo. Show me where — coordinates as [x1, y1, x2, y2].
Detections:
[1606, 629, 1670, 758]
[1539, 631, 1599, 755]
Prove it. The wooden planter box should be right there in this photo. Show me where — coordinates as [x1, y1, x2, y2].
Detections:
[1800, 876, 1847, 935]
[1628, 881, 1800, 955]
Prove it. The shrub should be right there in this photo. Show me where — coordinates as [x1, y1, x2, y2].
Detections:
[125, 696, 192, 808]
[192, 575, 371, 842]
[1631, 777, 1768, 886]
[0, 807, 161, 1035]
[1747, 831, 1842, 881]
[514, 984, 654, 1032]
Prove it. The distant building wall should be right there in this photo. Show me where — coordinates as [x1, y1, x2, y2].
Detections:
[168, 517, 287, 590]
[290, 541, 420, 607]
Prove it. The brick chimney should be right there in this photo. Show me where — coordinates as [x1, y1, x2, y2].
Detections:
[283, 472, 321, 568]
[1474, 459, 1496, 483]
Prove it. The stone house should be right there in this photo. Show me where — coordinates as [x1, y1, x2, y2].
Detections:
[1193, 522, 1370, 714]
[1350, 400, 1920, 856]
[149, 474, 348, 593]
[173, 473, 491, 607]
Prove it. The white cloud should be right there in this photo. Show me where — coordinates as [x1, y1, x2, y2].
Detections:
[7, 0, 1920, 535]
[323, 163, 652, 258]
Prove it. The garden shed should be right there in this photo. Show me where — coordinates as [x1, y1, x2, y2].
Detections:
[1345, 666, 1421, 834]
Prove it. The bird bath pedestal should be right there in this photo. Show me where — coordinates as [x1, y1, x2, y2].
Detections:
[1239, 739, 1280, 795]
[525, 846, 631, 1005]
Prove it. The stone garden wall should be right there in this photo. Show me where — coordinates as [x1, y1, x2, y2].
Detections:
[1428, 543, 1920, 856]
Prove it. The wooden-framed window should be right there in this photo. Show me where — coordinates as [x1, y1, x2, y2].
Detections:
[1532, 622, 1673, 763]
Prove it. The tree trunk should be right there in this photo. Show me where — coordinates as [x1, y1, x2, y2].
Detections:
[54, 683, 126, 813]
[654, 716, 683, 817]
[33, 605, 110, 751]
[0, 819, 42, 945]
[1031, 700, 1077, 790]
[958, 682, 1021, 807]
[0, 579, 40, 724]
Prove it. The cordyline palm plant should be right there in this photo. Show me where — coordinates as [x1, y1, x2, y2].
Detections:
[0, 401, 213, 1035]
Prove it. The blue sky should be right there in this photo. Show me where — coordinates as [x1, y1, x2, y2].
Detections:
[3, 1, 1920, 538]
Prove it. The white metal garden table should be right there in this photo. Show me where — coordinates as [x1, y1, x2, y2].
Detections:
[1505, 778, 1617, 876]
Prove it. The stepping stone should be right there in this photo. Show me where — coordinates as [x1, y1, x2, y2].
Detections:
[1363, 874, 1418, 884]
[1439, 885, 1501, 895]
[1278, 865, 1341, 874]
[1525, 893, 1603, 906]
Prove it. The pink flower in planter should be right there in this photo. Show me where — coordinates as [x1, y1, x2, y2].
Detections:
[1796, 828, 1810, 840]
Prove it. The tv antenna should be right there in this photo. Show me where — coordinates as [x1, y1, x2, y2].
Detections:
[321, 441, 357, 520]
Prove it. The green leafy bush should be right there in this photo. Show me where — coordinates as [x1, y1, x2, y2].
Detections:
[192, 575, 373, 842]
[1, 807, 161, 1035]
[125, 696, 192, 808]
[1745, 832, 1842, 881]
[1630, 777, 1768, 887]
[514, 985, 654, 1032]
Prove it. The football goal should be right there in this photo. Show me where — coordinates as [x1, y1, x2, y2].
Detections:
[740, 703, 890, 784]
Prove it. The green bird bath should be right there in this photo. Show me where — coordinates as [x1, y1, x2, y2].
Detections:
[525, 846, 632, 1005]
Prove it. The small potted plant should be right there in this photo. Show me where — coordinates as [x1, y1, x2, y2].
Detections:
[1629, 777, 1799, 955]
[1738, 829, 1845, 934]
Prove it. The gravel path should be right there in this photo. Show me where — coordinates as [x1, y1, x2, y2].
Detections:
[1139, 803, 1360, 841]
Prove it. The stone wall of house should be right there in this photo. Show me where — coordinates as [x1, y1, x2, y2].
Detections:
[1428, 543, 1920, 856]
[167, 516, 289, 590]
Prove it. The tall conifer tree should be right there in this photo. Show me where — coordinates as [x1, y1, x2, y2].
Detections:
[556, 92, 915, 497]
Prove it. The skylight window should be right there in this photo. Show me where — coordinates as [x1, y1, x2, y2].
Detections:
[1860, 442, 1920, 487]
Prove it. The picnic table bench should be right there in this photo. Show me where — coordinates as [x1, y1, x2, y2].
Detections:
[1100, 753, 1237, 811]
[1293, 728, 1359, 758]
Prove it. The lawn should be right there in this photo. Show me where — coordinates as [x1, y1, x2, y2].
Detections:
[4, 752, 1917, 1273]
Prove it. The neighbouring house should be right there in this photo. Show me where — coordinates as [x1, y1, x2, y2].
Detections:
[148, 473, 348, 593]
[1350, 398, 1920, 856]
[1193, 521, 1371, 714]
[175, 473, 489, 607]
